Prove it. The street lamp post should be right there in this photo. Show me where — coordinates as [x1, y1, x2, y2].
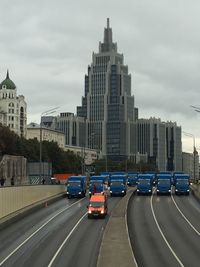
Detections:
[39, 107, 59, 182]
[183, 131, 196, 182]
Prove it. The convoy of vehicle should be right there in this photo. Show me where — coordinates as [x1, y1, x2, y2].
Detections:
[66, 170, 190, 219]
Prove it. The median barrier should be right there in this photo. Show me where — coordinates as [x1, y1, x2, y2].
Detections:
[190, 184, 200, 202]
[97, 188, 137, 267]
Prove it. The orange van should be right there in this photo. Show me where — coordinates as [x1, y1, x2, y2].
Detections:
[87, 193, 108, 219]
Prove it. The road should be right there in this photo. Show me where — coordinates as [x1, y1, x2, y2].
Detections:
[0, 195, 121, 267]
[128, 191, 200, 267]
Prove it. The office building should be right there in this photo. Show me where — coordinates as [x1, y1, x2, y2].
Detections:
[77, 18, 136, 161]
[134, 118, 182, 171]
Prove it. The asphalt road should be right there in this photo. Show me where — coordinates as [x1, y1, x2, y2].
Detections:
[128, 191, 200, 267]
[0, 195, 121, 267]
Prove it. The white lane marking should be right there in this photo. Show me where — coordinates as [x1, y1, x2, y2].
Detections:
[171, 195, 200, 236]
[151, 191, 185, 267]
[48, 212, 87, 267]
[0, 198, 85, 266]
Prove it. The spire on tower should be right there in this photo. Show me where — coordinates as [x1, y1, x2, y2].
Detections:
[6, 70, 9, 79]
[107, 18, 110, 29]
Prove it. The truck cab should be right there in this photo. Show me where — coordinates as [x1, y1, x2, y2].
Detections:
[175, 174, 190, 195]
[156, 174, 171, 195]
[66, 176, 86, 198]
[110, 175, 127, 196]
[127, 172, 138, 186]
[137, 174, 153, 195]
[87, 193, 108, 219]
[89, 176, 106, 197]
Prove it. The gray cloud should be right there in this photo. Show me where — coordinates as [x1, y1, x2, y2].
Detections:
[0, 0, 200, 152]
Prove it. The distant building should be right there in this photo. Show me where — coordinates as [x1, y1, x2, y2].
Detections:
[27, 122, 65, 149]
[41, 112, 86, 148]
[133, 118, 182, 171]
[182, 151, 199, 180]
[0, 71, 27, 137]
[64, 145, 97, 165]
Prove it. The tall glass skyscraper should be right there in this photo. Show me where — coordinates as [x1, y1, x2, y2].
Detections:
[77, 19, 136, 161]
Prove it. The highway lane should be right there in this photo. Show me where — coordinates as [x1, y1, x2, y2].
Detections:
[0, 195, 121, 267]
[51, 196, 121, 267]
[128, 192, 200, 267]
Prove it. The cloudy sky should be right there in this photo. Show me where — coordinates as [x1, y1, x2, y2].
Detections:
[1, 0, 200, 152]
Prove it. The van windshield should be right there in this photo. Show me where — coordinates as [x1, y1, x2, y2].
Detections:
[89, 201, 104, 207]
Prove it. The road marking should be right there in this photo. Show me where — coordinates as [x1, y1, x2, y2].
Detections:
[48, 212, 87, 267]
[151, 191, 185, 267]
[0, 198, 85, 266]
[171, 195, 200, 236]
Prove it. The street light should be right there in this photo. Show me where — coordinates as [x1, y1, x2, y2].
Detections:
[39, 107, 59, 182]
[183, 131, 196, 182]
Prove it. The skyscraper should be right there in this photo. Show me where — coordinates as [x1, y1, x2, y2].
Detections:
[77, 19, 136, 161]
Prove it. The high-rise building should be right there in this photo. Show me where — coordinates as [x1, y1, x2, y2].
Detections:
[134, 118, 182, 171]
[0, 71, 27, 137]
[77, 18, 136, 161]
[42, 113, 86, 147]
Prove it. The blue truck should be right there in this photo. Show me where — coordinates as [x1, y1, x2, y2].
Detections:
[127, 172, 138, 186]
[110, 175, 127, 196]
[174, 174, 190, 195]
[156, 174, 172, 195]
[66, 176, 87, 198]
[172, 171, 184, 185]
[137, 174, 153, 195]
[89, 176, 106, 197]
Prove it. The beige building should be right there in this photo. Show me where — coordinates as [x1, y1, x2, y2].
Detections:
[27, 123, 65, 149]
[64, 145, 97, 165]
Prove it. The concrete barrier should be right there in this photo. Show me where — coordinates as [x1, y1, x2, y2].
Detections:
[97, 189, 137, 267]
[0, 185, 66, 221]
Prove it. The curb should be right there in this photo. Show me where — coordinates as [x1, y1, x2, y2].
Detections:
[97, 189, 137, 267]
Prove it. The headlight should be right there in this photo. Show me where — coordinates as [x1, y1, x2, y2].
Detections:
[78, 192, 82, 194]
[175, 189, 178, 192]
[157, 190, 160, 192]
[67, 192, 69, 194]
[89, 191, 91, 194]
[187, 189, 189, 192]
[122, 190, 124, 193]
[149, 189, 151, 192]
[168, 190, 171, 192]
[100, 210, 104, 214]
[137, 189, 139, 192]
[110, 190, 112, 193]
[88, 210, 92, 214]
